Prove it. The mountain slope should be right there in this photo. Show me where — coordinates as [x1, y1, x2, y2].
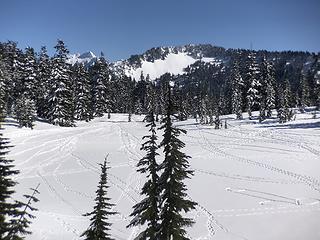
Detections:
[116, 52, 218, 80]
[67, 44, 317, 83]
[112, 44, 227, 80]
[111, 44, 317, 84]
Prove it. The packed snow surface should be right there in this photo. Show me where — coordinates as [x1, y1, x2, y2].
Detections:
[3, 111, 320, 240]
[125, 53, 215, 80]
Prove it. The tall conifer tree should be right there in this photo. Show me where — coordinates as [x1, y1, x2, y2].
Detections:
[0, 117, 19, 238]
[157, 82, 197, 240]
[14, 94, 35, 129]
[127, 111, 160, 239]
[72, 63, 92, 121]
[36, 46, 51, 118]
[230, 59, 243, 119]
[300, 72, 310, 112]
[277, 79, 291, 123]
[81, 159, 117, 240]
[90, 57, 111, 117]
[245, 52, 261, 119]
[7, 184, 40, 239]
[21, 47, 37, 99]
[0, 56, 6, 121]
[47, 40, 74, 126]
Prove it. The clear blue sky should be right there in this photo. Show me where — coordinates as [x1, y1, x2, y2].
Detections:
[0, 0, 319, 61]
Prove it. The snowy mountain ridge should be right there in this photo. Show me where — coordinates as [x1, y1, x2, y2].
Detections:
[112, 44, 225, 80]
[114, 52, 220, 80]
[67, 51, 97, 66]
[67, 43, 317, 82]
[67, 44, 223, 80]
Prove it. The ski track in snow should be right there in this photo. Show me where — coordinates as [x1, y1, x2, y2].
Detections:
[4, 114, 320, 240]
[195, 125, 320, 193]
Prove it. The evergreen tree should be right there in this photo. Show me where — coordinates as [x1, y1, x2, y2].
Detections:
[265, 60, 276, 118]
[0, 127, 19, 238]
[0, 56, 6, 121]
[90, 57, 111, 117]
[245, 52, 261, 119]
[157, 83, 197, 239]
[214, 113, 220, 129]
[112, 75, 134, 114]
[7, 184, 40, 239]
[199, 96, 209, 124]
[259, 57, 268, 121]
[134, 100, 143, 115]
[144, 83, 157, 122]
[316, 73, 320, 111]
[47, 40, 74, 127]
[154, 81, 167, 122]
[299, 72, 310, 112]
[81, 159, 117, 240]
[127, 112, 160, 239]
[277, 79, 291, 123]
[133, 72, 148, 114]
[314, 56, 320, 111]
[14, 94, 35, 129]
[214, 97, 221, 129]
[21, 47, 37, 99]
[128, 111, 132, 122]
[36, 46, 51, 118]
[5, 43, 24, 116]
[72, 63, 92, 121]
[230, 60, 243, 119]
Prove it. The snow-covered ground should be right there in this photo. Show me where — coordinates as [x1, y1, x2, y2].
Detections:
[3, 110, 320, 240]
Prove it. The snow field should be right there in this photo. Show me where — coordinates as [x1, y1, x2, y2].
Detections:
[3, 111, 320, 240]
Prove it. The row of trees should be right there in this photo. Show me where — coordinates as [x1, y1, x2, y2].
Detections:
[176, 52, 320, 125]
[0, 40, 135, 128]
[1, 40, 319, 129]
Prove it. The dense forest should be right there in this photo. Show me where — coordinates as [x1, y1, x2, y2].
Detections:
[0, 40, 319, 129]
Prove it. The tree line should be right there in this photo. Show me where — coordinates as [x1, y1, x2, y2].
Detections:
[0, 40, 319, 129]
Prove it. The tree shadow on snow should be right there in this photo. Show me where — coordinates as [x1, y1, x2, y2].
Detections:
[258, 121, 320, 130]
[2, 118, 20, 127]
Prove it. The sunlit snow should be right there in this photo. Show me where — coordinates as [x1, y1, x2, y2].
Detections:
[3, 110, 320, 240]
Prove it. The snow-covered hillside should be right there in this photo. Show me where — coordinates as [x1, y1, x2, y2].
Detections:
[66, 49, 216, 80]
[119, 52, 216, 80]
[4, 111, 320, 240]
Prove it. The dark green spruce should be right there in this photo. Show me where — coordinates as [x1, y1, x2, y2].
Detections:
[0, 121, 19, 238]
[81, 159, 117, 240]
[157, 83, 197, 240]
[7, 184, 40, 239]
[127, 111, 160, 239]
